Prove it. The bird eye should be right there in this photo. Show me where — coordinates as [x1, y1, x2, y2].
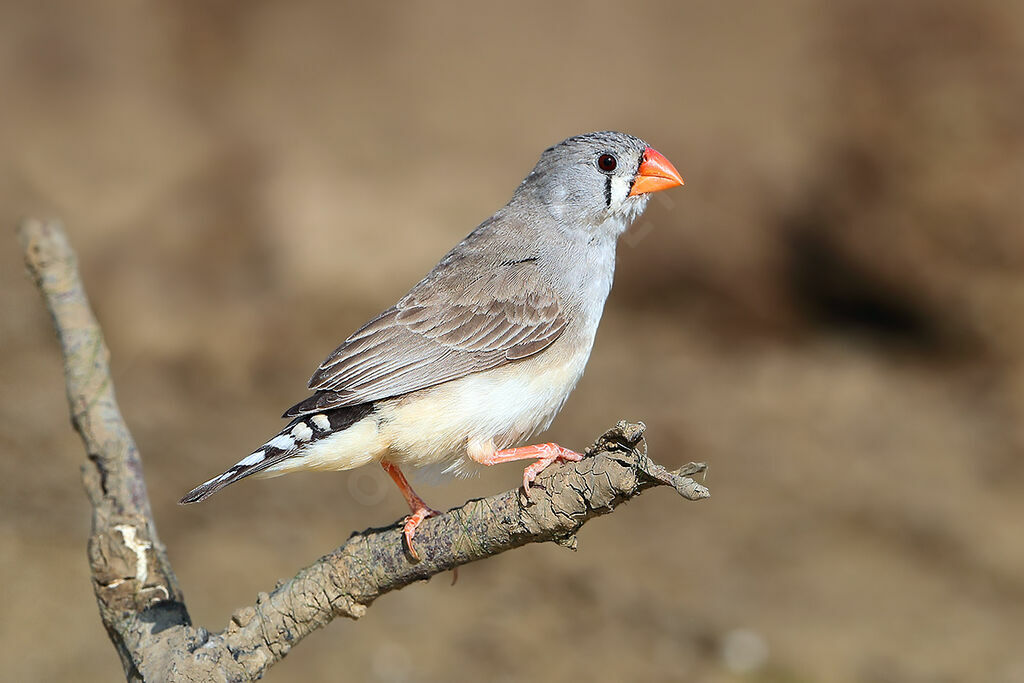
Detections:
[597, 153, 617, 173]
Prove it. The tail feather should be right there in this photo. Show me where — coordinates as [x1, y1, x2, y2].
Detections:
[178, 402, 374, 504]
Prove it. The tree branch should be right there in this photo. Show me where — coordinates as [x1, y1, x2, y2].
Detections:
[18, 218, 190, 680]
[19, 218, 710, 682]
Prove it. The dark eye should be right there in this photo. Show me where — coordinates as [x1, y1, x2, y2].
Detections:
[597, 153, 617, 173]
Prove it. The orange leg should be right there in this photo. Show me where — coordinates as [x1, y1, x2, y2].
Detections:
[470, 442, 584, 498]
[380, 460, 439, 560]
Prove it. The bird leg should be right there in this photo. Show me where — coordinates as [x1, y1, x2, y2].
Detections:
[380, 460, 439, 560]
[469, 442, 584, 498]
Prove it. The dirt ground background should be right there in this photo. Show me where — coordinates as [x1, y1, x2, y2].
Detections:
[3, 1, 1023, 681]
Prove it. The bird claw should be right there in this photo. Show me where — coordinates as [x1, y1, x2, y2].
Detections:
[521, 445, 584, 499]
[402, 504, 440, 561]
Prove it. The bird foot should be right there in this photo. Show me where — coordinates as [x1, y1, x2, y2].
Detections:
[402, 503, 441, 561]
[521, 444, 583, 497]
[381, 460, 441, 561]
[481, 442, 584, 498]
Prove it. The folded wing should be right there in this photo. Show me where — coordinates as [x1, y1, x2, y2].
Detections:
[284, 258, 565, 417]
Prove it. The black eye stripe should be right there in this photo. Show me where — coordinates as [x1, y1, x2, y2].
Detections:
[605, 175, 612, 207]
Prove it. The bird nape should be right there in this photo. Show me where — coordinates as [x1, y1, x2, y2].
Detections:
[180, 131, 684, 559]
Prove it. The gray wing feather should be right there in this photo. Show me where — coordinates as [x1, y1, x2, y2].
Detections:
[285, 258, 566, 417]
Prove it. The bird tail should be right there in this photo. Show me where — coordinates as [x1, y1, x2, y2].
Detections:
[178, 403, 374, 504]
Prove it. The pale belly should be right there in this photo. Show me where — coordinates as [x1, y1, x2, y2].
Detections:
[376, 350, 589, 472]
[256, 350, 589, 478]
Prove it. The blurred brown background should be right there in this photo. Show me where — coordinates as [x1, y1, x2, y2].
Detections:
[3, 1, 1023, 681]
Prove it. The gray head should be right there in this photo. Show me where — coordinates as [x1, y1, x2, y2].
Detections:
[511, 131, 684, 234]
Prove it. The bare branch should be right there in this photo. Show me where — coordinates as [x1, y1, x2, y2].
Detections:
[18, 218, 189, 681]
[19, 218, 710, 682]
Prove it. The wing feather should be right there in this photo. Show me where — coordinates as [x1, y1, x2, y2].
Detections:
[286, 257, 566, 417]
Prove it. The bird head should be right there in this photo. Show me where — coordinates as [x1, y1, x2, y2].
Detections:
[516, 131, 684, 232]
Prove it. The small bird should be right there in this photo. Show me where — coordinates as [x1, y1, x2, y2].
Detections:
[180, 131, 683, 557]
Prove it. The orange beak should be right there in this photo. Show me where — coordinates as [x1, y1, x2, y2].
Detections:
[628, 146, 684, 196]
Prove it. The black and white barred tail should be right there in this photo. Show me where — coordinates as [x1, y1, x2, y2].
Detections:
[178, 403, 374, 504]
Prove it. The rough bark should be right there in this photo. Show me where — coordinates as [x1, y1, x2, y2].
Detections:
[18, 218, 710, 682]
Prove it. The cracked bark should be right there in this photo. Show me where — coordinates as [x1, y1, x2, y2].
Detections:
[18, 218, 710, 682]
